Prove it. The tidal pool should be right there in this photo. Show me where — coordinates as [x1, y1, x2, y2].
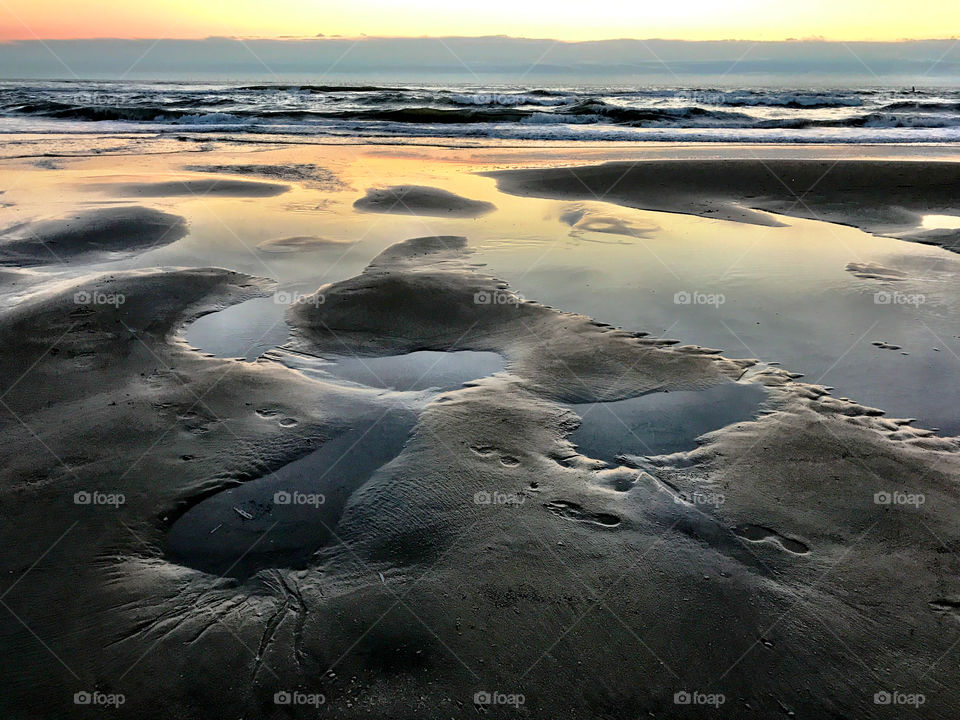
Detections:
[165, 408, 416, 578]
[566, 381, 769, 463]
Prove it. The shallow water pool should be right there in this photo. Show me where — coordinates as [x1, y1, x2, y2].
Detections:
[566, 381, 769, 463]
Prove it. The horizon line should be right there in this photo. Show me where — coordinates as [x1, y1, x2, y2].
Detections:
[2, 33, 960, 44]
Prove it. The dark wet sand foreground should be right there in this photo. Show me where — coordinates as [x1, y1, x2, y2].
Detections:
[1, 141, 960, 719]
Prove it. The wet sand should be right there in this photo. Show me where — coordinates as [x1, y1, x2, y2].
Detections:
[353, 185, 496, 217]
[0, 205, 187, 265]
[1, 139, 960, 719]
[103, 178, 290, 198]
[488, 159, 960, 251]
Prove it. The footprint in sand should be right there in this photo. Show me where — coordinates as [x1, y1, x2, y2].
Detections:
[544, 500, 621, 528]
[470, 445, 520, 467]
[732, 524, 810, 555]
[928, 598, 960, 621]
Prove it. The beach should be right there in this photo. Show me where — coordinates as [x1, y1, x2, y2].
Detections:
[2, 132, 960, 718]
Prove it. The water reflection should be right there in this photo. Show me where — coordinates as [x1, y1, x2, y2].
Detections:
[4, 144, 960, 435]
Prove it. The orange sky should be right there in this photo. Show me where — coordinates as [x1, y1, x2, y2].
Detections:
[2, 0, 959, 41]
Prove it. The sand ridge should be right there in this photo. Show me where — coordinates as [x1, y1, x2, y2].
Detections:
[488, 159, 960, 252]
[0, 205, 187, 266]
[287, 234, 749, 403]
[182, 163, 348, 191]
[256, 235, 350, 253]
[353, 185, 496, 217]
[99, 178, 290, 198]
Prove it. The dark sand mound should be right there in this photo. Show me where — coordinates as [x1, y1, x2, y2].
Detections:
[845, 261, 908, 280]
[102, 178, 289, 198]
[256, 235, 349, 253]
[2, 236, 960, 719]
[287, 235, 745, 402]
[0, 206, 187, 266]
[353, 185, 495, 217]
[183, 163, 347, 191]
[0, 268, 28, 285]
[488, 160, 960, 251]
[574, 213, 659, 239]
[895, 227, 960, 252]
[557, 204, 660, 239]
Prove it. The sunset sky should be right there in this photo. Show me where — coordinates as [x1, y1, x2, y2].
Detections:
[1, 0, 959, 41]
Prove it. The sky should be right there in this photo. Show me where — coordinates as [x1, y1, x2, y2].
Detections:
[1, 0, 959, 41]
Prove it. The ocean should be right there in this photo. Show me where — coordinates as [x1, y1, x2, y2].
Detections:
[3, 81, 960, 143]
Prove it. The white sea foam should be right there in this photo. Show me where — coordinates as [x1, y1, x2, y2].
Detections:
[3, 81, 960, 143]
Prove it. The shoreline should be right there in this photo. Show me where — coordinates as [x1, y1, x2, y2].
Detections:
[4, 132, 960, 159]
